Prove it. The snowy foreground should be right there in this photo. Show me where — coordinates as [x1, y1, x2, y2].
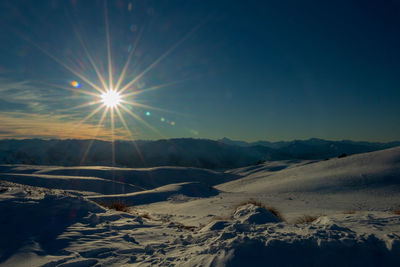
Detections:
[1, 147, 400, 266]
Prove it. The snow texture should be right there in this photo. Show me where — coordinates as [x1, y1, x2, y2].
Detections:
[0, 147, 399, 266]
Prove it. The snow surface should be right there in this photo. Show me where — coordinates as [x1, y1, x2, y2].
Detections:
[0, 147, 400, 266]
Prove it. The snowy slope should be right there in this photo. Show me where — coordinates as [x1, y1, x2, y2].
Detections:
[0, 165, 239, 190]
[0, 173, 142, 195]
[218, 146, 400, 194]
[88, 182, 219, 206]
[0, 147, 400, 266]
[140, 146, 400, 225]
[1, 181, 399, 266]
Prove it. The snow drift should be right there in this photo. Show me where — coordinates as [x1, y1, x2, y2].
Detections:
[88, 182, 219, 206]
[1, 182, 399, 266]
[0, 147, 399, 266]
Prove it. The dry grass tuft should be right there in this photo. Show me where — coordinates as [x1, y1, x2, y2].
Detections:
[234, 199, 265, 210]
[267, 206, 284, 221]
[95, 200, 157, 221]
[97, 200, 129, 212]
[294, 215, 319, 224]
[234, 199, 285, 221]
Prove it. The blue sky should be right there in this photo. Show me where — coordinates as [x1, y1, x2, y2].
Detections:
[0, 0, 399, 141]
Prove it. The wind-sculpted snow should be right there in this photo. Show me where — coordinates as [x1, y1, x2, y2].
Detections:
[88, 182, 220, 206]
[1, 147, 400, 266]
[0, 182, 105, 264]
[32, 166, 239, 189]
[218, 146, 400, 194]
[0, 165, 239, 196]
[232, 203, 281, 224]
[0, 186, 399, 266]
[0, 173, 142, 195]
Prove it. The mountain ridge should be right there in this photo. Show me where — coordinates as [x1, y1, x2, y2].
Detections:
[0, 138, 399, 169]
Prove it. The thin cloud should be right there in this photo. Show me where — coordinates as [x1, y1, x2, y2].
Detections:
[0, 112, 131, 140]
[0, 78, 55, 113]
[0, 77, 146, 140]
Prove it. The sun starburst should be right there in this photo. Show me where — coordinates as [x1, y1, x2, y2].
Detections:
[25, 0, 201, 167]
[101, 90, 122, 108]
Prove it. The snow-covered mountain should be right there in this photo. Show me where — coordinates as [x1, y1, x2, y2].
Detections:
[220, 137, 400, 157]
[1, 138, 398, 169]
[0, 139, 276, 169]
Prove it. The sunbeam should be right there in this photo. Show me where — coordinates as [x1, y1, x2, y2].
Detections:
[119, 104, 165, 138]
[121, 100, 185, 116]
[26, 0, 199, 169]
[79, 107, 109, 164]
[62, 100, 103, 112]
[72, 23, 109, 91]
[104, 0, 113, 90]
[114, 27, 144, 91]
[20, 32, 105, 93]
[40, 82, 100, 98]
[115, 106, 147, 166]
[76, 105, 104, 126]
[121, 78, 191, 98]
[117, 19, 205, 94]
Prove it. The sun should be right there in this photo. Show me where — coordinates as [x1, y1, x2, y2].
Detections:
[101, 90, 121, 108]
[37, 1, 188, 166]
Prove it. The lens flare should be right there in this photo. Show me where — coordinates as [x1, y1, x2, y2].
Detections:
[101, 90, 122, 108]
[71, 81, 81, 88]
[35, 1, 192, 167]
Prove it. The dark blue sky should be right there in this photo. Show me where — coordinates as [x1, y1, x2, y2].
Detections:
[0, 0, 399, 141]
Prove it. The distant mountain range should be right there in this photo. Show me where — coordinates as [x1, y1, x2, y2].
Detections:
[0, 138, 399, 169]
